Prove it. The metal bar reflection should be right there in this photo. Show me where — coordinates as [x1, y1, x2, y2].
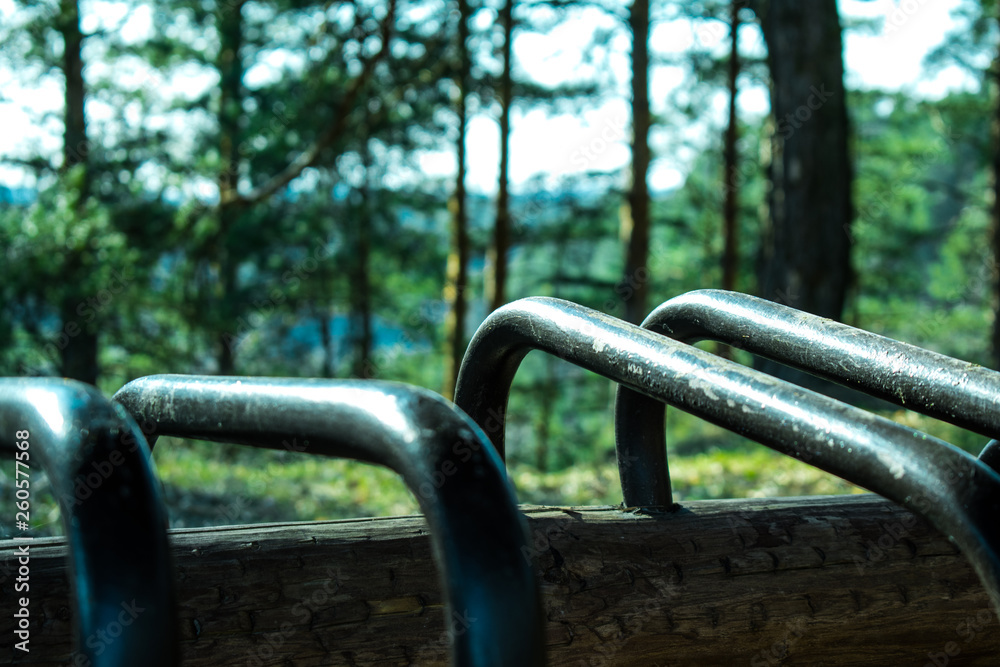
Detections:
[453, 297, 1000, 618]
[112, 375, 544, 667]
[0, 378, 177, 667]
[615, 289, 1000, 504]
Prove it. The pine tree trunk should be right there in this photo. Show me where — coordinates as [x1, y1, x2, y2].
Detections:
[60, 0, 87, 188]
[623, 0, 650, 325]
[349, 228, 373, 378]
[316, 216, 337, 379]
[57, 0, 98, 385]
[319, 304, 336, 379]
[721, 1, 740, 295]
[217, 329, 235, 377]
[756, 0, 852, 320]
[533, 372, 553, 472]
[488, 0, 514, 313]
[214, 1, 245, 376]
[58, 291, 98, 384]
[718, 0, 741, 361]
[754, 0, 852, 386]
[442, 0, 471, 399]
[351, 141, 374, 379]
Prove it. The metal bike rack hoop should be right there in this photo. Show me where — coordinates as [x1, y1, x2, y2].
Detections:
[112, 374, 544, 667]
[615, 289, 1000, 505]
[453, 297, 1000, 618]
[0, 378, 177, 667]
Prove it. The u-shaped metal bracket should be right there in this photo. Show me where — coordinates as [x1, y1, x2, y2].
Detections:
[615, 289, 1000, 506]
[112, 374, 544, 667]
[0, 378, 177, 667]
[453, 297, 1000, 618]
[622, 289, 1000, 480]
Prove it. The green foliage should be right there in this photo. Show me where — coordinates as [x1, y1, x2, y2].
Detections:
[3, 0, 1000, 533]
[847, 89, 994, 362]
[0, 420, 869, 538]
[9, 173, 129, 289]
[0, 170, 144, 384]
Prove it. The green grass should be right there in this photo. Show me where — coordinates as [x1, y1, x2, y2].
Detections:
[17, 405, 978, 538]
[2, 407, 988, 538]
[1, 442, 868, 539]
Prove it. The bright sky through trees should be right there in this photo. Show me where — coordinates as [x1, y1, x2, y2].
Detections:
[0, 0, 972, 193]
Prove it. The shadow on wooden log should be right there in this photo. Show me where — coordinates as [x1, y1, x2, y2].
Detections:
[2, 494, 998, 666]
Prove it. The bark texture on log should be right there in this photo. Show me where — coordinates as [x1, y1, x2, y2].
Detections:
[2, 495, 997, 665]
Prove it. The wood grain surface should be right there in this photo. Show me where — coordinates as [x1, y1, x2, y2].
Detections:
[2, 494, 997, 665]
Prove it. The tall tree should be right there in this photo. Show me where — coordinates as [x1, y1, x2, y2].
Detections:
[56, 0, 99, 383]
[350, 139, 375, 379]
[442, 0, 472, 399]
[622, 0, 651, 325]
[1, 0, 191, 387]
[213, 0, 246, 375]
[721, 0, 740, 295]
[753, 0, 853, 323]
[714, 0, 743, 361]
[161, 0, 396, 374]
[488, 0, 515, 313]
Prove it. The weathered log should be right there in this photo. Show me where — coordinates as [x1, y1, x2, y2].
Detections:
[2, 494, 998, 666]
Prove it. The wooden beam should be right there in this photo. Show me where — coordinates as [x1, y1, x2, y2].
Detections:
[2, 495, 997, 665]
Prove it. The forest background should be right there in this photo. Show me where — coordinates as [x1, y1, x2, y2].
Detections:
[1, 0, 998, 536]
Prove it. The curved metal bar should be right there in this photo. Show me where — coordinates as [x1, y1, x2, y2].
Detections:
[0, 378, 177, 667]
[638, 289, 1000, 432]
[453, 297, 1000, 617]
[112, 375, 543, 667]
[979, 439, 1000, 474]
[616, 289, 1000, 507]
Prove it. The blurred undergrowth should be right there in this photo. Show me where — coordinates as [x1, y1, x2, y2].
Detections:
[2, 408, 983, 539]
